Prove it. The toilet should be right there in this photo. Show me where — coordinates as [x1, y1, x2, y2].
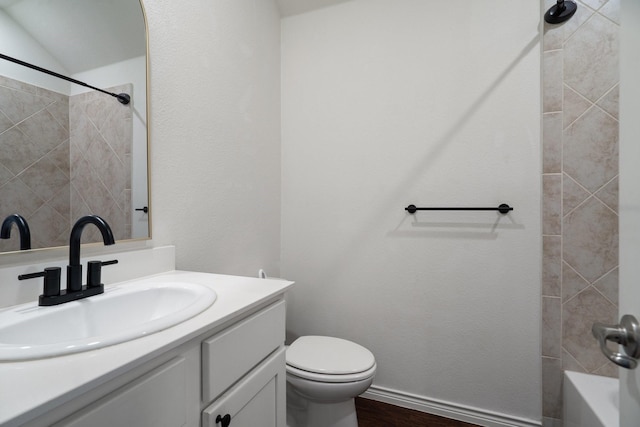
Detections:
[285, 335, 376, 427]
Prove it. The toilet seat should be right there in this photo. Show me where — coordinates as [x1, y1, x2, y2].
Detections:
[287, 362, 377, 383]
[286, 336, 376, 383]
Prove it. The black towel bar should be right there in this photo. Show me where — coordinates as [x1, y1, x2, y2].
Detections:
[405, 204, 513, 215]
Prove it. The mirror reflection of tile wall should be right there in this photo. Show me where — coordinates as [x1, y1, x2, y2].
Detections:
[69, 83, 133, 244]
[0, 76, 132, 252]
[0, 76, 71, 251]
[541, 0, 620, 425]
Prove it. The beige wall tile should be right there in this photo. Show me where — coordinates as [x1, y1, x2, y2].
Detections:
[542, 357, 563, 418]
[564, 13, 619, 102]
[542, 416, 563, 427]
[543, 113, 562, 173]
[19, 156, 70, 204]
[1, 178, 43, 218]
[0, 75, 37, 93]
[592, 359, 618, 378]
[564, 106, 618, 193]
[0, 85, 49, 123]
[599, 0, 620, 25]
[28, 204, 69, 248]
[562, 262, 590, 302]
[544, 175, 562, 235]
[563, 197, 618, 283]
[543, 296, 562, 358]
[69, 85, 133, 241]
[594, 176, 618, 212]
[581, 0, 608, 10]
[0, 77, 75, 250]
[563, 349, 588, 373]
[543, 22, 563, 52]
[0, 164, 13, 187]
[562, 174, 590, 215]
[563, 287, 617, 371]
[563, 85, 592, 128]
[544, 236, 562, 297]
[543, 50, 563, 112]
[49, 141, 71, 179]
[0, 111, 12, 134]
[596, 84, 619, 118]
[594, 267, 618, 305]
[0, 127, 44, 175]
[561, 1, 596, 42]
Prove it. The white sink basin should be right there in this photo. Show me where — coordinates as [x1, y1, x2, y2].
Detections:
[0, 281, 217, 361]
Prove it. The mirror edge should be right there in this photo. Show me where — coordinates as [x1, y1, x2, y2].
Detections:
[141, 0, 152, 242]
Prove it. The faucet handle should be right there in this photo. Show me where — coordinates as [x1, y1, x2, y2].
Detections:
[87, 259, 118, 288]
[18, 267, 62, 298]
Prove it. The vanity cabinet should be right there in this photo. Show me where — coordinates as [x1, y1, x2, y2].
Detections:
[52, 356, 197, 427]
[201, 300, 286, 426]
[202, 349, 286, 427]
[27, 299, 286, 427]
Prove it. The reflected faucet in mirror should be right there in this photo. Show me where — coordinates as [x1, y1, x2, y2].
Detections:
[0, 214, 31, 250]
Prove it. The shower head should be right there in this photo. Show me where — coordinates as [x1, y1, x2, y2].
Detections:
[545, 0, 577, 24]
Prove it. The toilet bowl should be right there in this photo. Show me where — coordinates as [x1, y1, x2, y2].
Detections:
[286, 336, 376, 427]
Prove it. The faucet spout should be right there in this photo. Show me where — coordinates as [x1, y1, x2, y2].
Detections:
[1, 214, 31, 250]
[68, 215, 115, 292]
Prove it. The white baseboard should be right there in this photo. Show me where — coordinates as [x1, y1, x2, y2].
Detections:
[360, 385, 541, 427]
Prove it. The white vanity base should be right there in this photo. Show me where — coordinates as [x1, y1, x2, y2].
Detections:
[0, 256, 293, 427]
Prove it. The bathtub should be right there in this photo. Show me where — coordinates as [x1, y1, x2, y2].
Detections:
[563, 371, 618, 427]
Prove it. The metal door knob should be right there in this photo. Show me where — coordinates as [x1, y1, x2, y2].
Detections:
[592, 314, 640, 369]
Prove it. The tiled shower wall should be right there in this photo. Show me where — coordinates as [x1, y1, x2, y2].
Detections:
[0, 76, 71, 251]
[541, 0, 620, 424]
[0, 76, 132, 251]
[69, 84, 133, 243]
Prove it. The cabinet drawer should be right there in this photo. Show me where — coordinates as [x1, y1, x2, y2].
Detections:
[202, 300, 285, 402]
[202, 348, 286, 427]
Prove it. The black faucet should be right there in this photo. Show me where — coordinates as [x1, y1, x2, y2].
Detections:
[18, 215, 118, 306]
[67, 215, 115, 292]
[0, 214, 31, 250]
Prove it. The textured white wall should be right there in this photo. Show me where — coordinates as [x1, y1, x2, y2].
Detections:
[143, 0, 282, 277]
[0, 0, 542, 421]
[281, 0, 541, 422]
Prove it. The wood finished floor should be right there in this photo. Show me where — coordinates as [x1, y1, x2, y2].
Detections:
[355, 398, 480, 427]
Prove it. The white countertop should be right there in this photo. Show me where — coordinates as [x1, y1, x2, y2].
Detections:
[0, 270, 293, 427]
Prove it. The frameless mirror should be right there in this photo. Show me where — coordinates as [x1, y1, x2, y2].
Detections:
[0, 0, 149, 253]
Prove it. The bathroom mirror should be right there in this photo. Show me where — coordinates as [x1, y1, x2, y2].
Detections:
[0, 0, 149, 253]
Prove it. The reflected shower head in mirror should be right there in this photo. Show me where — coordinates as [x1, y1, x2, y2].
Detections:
[545, 0, 577, 24]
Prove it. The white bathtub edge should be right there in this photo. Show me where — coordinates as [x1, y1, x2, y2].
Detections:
[563, 371, 618, 427]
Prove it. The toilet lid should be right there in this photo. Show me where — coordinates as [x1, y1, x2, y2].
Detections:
[286, 336, 375, 375]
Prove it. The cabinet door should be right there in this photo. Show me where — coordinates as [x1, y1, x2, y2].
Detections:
[53, 357, 189, 427]
[202, 348, 286, 427]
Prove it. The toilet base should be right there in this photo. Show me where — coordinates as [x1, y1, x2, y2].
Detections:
[287, 383, 359, 427]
